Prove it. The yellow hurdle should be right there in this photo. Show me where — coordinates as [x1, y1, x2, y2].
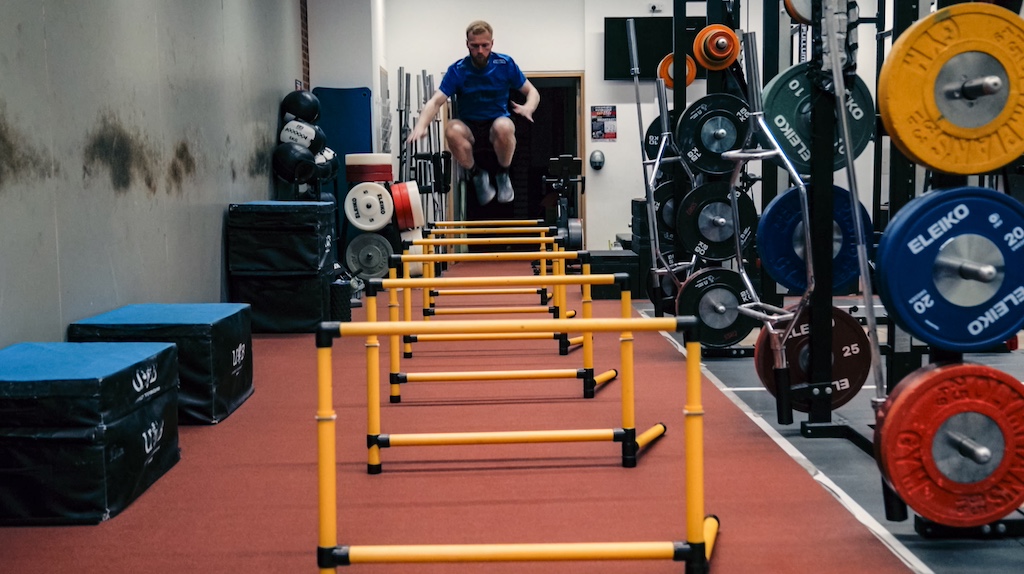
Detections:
[431, 219, 545, 227]
[314, 316, 718, 571]
[371, 270, 626, 400]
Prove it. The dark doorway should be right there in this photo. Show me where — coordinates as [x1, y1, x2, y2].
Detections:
[464, 75, 582, 233]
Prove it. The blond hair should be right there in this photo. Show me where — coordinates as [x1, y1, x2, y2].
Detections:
[465, 20, 493, 38]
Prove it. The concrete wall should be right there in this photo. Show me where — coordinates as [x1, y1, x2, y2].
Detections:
[0, 1, 303, 348]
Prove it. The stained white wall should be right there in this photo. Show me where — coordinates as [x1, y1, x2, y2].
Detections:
[0, 1, 303, 348]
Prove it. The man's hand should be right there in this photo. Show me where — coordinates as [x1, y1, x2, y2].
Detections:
[511, 101, 535, 123]
[406, 123, 428, 145]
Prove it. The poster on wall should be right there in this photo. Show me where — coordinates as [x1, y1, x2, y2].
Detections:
[591, 105, 617, 141]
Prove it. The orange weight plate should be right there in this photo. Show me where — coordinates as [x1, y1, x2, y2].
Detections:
[694, 25, 739, 71]
[878, 3, 1024, 174]
[784, 0, 812, 25]
[875, 362, 1024, 528]
[658, 53, 674, 90]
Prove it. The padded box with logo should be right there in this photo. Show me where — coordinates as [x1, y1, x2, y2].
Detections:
[67, 303, 253, 425]
[0, 342, 180, 525]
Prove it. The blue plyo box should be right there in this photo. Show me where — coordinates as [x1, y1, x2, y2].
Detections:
[0, 342, 180, 525]
[67, 303, 253, 425]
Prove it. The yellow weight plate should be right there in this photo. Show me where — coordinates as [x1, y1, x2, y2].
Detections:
[878, 3, 1024, 175]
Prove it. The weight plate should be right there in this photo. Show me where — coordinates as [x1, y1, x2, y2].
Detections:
[676, 93, 751, 175]
[654, 179, 685, 233]
[345, 153, 393, 166]
[406, 180, 426, 228]
[875, 362, 1024, 528]
[391, 182, 412, 230]
[760, 62, 874, 174]
[693, 25, 740, 71]
[757, 185, 871, 293]
[876, 186, 1024, 352]
[783, 0, 811, 25]
[646, 264, 690, 316]
[676, 181, 757, 262]
[676, 267, 758, 348]
[344, 231, 394, 278]
[645, 109, 680, 162]
[878, 3, 1024, 174]
[344, 182, 394, 232]
[346, 165, 394, 183]
[658, 53, 675, 90]
[754, 305, 870, 412]
[567, 218, 584, 251]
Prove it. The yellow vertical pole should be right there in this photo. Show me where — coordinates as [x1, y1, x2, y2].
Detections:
[422, 245, 433, 321]
[685, 339, 705, 545]
[402, 260, 414, 356]
[619, 290, 635, 430]
[316, 344, 338, 573]
[388, 271, 401, 402]
[366, 294, 382, 471]
[581, 262, 594, 371]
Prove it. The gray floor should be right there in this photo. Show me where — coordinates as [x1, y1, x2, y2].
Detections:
[638, 304, 1024, 574]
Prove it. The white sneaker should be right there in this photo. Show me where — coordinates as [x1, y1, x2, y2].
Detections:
[472, 168, 495, 205]
[495, 171, 514, 204]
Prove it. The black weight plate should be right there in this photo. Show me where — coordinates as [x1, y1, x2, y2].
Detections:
[676, 267, 758, 348]
[757, 184, 872, 293]
[676, 181, 757, 261]
[344, 231, 393, 278]
[876, 186, 1024, 353]
[675, 93, 751, 175]
[645, 109, 680, 161]
[754, 305, 871, 412]
[759, 62, 875, 174]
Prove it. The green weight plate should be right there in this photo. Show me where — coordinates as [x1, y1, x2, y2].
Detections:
[760, 62, 874, 174]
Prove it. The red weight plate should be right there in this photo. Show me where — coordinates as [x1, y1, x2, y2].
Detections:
[391, 182, 412, 230]
[875, 362, 1024, 528]
[346, 165, 394, 183]
[754, 305, 870, 412]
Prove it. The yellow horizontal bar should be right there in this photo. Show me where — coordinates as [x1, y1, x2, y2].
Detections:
[347, 541, 679, 563]
[386, 428, 617, 446]
[397, 251, 578, 263]
[594, 369, 618, 385]
[381, 274, 612, 290]
[636, 423, 667, 449]
[413, 333, 556, 342]
[411, 237, 556, 246]
[338, 318, 678, 337]
[428, 227, 551, 235]
[432, 219, 545, 227]
[431, 306, 551, 315]
[435, 288, 544, 296]
[405, 369, 578, 382]
[566, 335, 584, 346]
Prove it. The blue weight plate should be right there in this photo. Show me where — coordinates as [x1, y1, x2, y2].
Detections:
[757, 184, 872, 293]
[876, 186, 1024, 352]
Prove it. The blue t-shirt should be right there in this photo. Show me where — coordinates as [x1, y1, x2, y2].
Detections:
[438, 52, 527, 122]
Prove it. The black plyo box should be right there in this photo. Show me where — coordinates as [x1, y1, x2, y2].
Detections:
[227, 201, 336, 273]
[67, 303, 254, 425]
[0, 342, 180, 525]
[228, 269, 333, 333]
[589, 250, 640, 299]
